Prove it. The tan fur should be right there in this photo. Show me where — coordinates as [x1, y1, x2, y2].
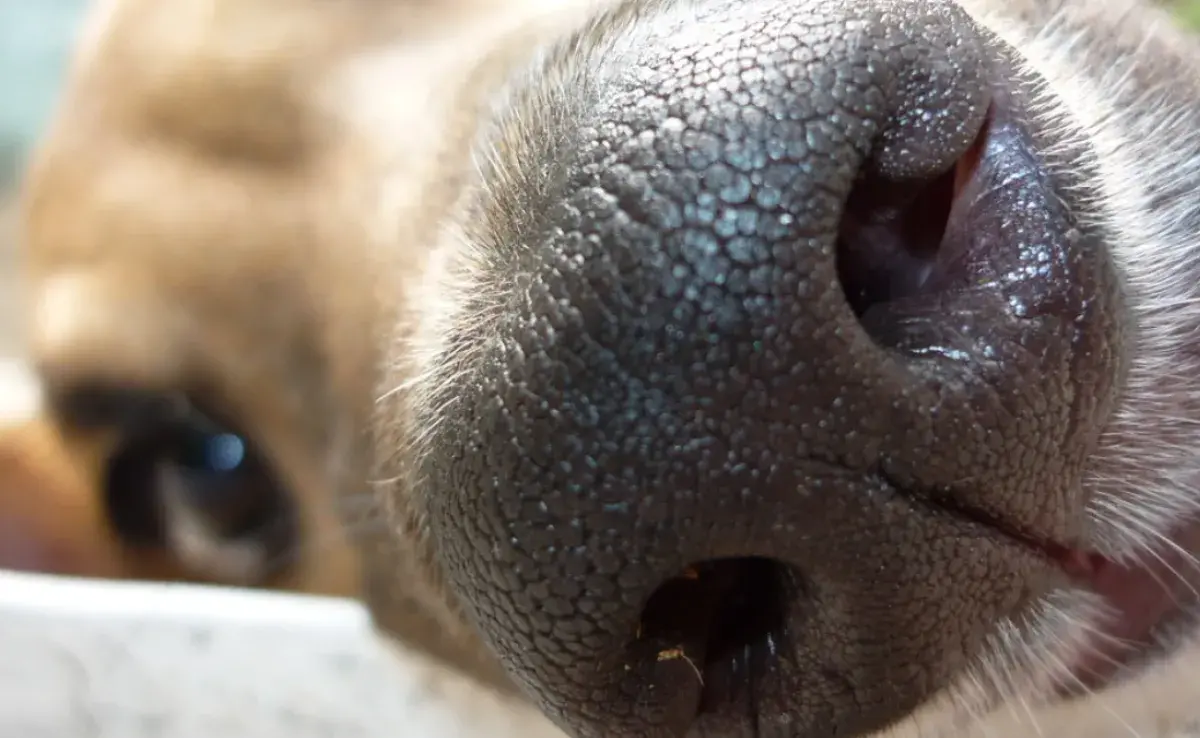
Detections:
[0, 392, 130, 579]
[11, 0, 1200, 735]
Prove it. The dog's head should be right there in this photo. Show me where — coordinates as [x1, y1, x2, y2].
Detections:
[18, 0, 1200, 736]
[10, 0, 415, 595]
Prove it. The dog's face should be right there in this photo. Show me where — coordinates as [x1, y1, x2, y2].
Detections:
[17, 0, 1200, 736]
[13, 0, 408, 595]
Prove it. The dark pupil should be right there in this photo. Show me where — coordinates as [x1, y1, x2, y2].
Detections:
[105, 401, 269, 546]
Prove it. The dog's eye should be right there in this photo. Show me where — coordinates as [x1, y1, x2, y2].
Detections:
[94, 391, 299, 585]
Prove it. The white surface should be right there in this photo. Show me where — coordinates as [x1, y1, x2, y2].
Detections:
[0, 569, 564, 738]
[0, 357, 37, 423]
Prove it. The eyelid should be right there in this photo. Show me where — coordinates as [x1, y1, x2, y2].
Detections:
[48, 383, 226, 437]
[49, 384, 175, 431]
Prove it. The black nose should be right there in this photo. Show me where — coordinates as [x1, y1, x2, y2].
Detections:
[415, 0, 1124, 736]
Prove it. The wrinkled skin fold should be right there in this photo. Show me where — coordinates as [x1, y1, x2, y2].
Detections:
[16, 0, 1200, 737]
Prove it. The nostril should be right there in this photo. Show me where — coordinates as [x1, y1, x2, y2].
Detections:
[637, 557, 795, 715]
[836, 107, 992, 342]
[835, 170, 954, 320]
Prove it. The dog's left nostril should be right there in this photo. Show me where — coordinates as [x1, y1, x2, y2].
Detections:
[835, 166, 956, 320]
[836, 107, 991, 329]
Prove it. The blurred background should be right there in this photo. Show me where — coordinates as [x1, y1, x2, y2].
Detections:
[0, 0, 85, 358]
[1176, 0, 1200, 29]
[0, 0, 85, 193]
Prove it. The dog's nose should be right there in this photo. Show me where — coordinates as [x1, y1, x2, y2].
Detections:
[415, 0, 1123, 736]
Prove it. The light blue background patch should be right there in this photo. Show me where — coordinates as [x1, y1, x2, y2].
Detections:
[0, 0, 87, 184]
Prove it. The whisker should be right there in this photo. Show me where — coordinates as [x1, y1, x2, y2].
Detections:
[1093, 500, 1200, 603]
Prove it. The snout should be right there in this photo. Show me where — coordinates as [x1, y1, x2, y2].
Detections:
[416, 0, 1126, 735]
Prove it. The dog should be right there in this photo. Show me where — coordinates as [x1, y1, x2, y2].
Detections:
[13, 0, 1200, 736]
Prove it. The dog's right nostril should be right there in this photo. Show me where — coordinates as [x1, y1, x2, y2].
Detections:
[636, 557, 795, 715]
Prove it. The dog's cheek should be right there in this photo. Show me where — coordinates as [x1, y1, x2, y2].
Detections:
[0, 419, 129, 578]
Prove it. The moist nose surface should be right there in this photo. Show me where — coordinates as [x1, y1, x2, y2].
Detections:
[416, 0, 1126, 736]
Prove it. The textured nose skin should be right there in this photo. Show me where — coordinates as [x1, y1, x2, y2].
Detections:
[416, 0, 1124, 735]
